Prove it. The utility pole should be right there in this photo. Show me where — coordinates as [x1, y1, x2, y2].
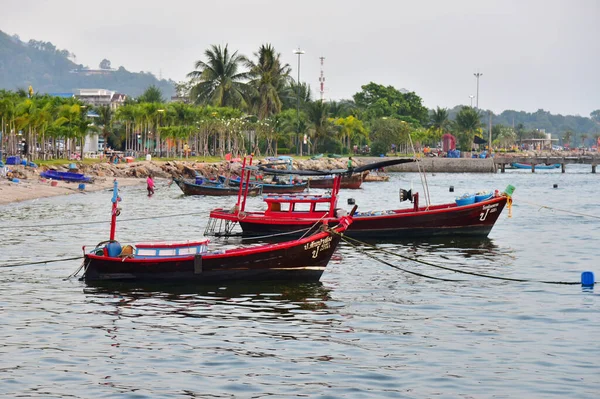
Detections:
[474, 72, 483, 109]
[488, 111, 493, 155]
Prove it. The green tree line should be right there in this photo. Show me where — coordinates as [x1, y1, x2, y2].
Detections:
[2, 39, 599, 161]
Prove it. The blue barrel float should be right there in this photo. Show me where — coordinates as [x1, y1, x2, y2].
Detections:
[581, 271, 595, 287]
[78, 183, 86, 190]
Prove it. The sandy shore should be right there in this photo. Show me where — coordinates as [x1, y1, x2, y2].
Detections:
[0, 177, 145, 206]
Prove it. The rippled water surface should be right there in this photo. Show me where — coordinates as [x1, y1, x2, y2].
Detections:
[1, 166, 599, 398]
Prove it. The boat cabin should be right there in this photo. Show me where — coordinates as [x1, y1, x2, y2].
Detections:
[134, 240, 210, 258]
[97, 240, 211, 259]
[263, 193, 337, 218]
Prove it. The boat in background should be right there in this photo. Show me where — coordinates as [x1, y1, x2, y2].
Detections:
[40, 169, 91, 182]
[511, 162, 560, 169]
[173, 177, 261, 196]
[307, 172, 365, 189]
[222, 175, 308, 193]
[82, 180, 353, 282]
[206, 156, 512, 239]
[362, 170, 390, 182]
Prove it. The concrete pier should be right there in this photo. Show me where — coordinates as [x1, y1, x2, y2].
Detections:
[493, 155, 600, 173]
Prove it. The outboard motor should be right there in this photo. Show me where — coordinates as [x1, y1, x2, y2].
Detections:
[399, 188, 413, 203]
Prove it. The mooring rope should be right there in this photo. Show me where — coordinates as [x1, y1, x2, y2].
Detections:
[514, 199, 600, 220]
[339, 234, 582, 285]
[1, 256, 82, 268]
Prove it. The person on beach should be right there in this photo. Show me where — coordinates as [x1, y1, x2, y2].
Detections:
[147, 174, 155, 196]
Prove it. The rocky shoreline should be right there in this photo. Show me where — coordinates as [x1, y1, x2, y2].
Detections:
[0, 151, 578, 205]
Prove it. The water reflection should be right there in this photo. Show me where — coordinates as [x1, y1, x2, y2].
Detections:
[84, 280, 333, 314]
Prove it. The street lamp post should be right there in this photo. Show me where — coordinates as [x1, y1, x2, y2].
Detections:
[157, 109, 164, 157]
[474, 72, 483, 109]
[469, 95, 474, 107]
[293, 47, 305, 156]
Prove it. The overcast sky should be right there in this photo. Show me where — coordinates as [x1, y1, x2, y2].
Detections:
[2, 0, 598, 116]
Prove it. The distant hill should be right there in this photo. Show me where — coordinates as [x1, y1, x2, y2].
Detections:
[0, 30, 175, 98]
[444, 105, 598, 136]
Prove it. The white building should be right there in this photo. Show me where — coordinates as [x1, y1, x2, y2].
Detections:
[76, 89, 126, 110]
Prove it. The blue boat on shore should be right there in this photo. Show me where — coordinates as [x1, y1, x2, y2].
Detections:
[40, 170, 92, 182]
[511, 162, 560, 170]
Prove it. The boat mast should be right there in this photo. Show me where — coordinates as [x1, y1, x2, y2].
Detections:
[235, 156, 247, 214]
[328, 174, 342, 217]
[109, 179, 120, 240]
[240, 155, 253, 212]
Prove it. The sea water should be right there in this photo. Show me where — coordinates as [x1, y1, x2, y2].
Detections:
[0, 165, 598, 398]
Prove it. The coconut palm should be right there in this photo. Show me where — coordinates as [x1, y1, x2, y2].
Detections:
[245, 44, 291, 120]
[187, 44, 249, 109]
[562, 130, 573, 148]
[306, 100, 331, 154]
[454, 106, 482, 152]
[429, 107, 450, 132]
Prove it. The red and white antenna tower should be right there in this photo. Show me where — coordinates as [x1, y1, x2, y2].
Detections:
[319, 56, 325, 101]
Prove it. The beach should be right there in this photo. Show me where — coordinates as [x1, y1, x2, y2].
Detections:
[0, 177, 145, 206]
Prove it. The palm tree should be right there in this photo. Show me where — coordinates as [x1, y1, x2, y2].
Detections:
[580, 133, 588, 148]
[454, 106, 482, 152]
[306, 100, 331, 154]
[245, 44, 291, 120]
[96, 105, 113, 150]
[429, 107, 450, 132]
[562, 130, 573, 148]
[187, 44, 249, 108]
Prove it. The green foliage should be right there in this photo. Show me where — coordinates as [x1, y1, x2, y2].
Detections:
[370, 141, 389, 156]
[137, 85, 164, 103]
[369, 118, 411, 155]
[187, 44, 249, 108]
[319, 135, 343, 154]
[245, 44, 291, 120]
[454, 107, 483, 151]
[353, 82, 428, 125]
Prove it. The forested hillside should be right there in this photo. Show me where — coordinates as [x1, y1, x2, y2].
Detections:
[446, 106, 598, 136]
[0, 30, 175, 98]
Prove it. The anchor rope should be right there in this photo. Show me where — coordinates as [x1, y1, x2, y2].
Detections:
[339, 234, 582, 285]
[1, 256, 82, 268]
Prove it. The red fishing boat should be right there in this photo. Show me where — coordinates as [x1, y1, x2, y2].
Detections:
[82, 180, 353, 282]
[207, 157, 513, 239]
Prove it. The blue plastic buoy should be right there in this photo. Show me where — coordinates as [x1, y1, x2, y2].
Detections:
[11, 178, 20, 183]
[581, 271, 595, 287]
[78, 183, 86, 190]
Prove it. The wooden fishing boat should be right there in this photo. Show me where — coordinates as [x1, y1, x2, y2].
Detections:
[206, 157, 513, 239]
[362, 171, 390, 182]
[40, 169, 91, 182]
[307, 173, 364, 189]
[82, 180, 353, 282]
[511, 162, 560, 169]
[173, 177, 261, 196]
[222, 175, 308, 193]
